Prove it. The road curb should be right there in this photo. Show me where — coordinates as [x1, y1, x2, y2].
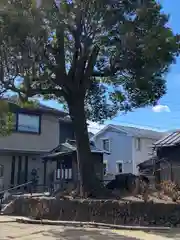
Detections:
[0, 216, 17, 223]
[16, 217, 171, 231]
[0, 220, 16, 223]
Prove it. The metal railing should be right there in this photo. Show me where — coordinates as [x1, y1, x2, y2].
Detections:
[0, 181, 33, 208]
[0, 181, 33, 195]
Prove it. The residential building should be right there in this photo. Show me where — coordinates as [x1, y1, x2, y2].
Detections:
[41, 139, 104, 190]
[92, 124, 166, 179]
[138, 131, 180, 185]
[88, 132, 95, 139]
[0, 100, 74, 190]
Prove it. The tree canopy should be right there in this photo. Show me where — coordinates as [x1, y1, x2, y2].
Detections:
[0, 0, 179, 196]
[0, 0, 179, 119]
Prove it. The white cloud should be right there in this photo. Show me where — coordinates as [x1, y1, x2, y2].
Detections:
[152, 105, 171, 113]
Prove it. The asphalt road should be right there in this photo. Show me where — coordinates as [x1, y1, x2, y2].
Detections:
[0, 222, 137, 240]
[0, 217, 178, 240]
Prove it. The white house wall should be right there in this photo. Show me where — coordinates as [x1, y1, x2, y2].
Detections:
[94, 127, 133, 177]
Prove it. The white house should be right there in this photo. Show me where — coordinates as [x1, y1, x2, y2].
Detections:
[91, 124, 166, 179]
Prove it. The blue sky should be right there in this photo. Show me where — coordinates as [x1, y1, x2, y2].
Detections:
[43, 0, 180, 133]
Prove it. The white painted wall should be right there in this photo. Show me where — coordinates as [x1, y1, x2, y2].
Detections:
[132, 137, 159, 175]
[94, 127, 133, 180]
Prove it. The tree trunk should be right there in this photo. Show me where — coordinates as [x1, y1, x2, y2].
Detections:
[68, 96, 95, 197]
[68, 96, 110, 198]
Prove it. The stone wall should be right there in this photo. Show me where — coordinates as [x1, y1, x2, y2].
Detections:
[4, 197, 180, 227]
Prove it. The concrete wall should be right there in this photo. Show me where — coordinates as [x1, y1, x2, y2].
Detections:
[8, 197, 180, 227]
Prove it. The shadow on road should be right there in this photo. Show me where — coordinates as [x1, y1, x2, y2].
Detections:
[42, 228, 139, 240]
[145, 229, 180, 239]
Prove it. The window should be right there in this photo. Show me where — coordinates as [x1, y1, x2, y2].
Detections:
[0, 164, 4, 177]
[103, 161, 108, 176]
[116, 161, 123, 174]
[56, 169, 72, 180]
[102, 139, 110, 152]
[17, 113, 41, 134]
[135, 138, 141, 151]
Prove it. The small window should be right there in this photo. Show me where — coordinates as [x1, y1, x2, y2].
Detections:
[103, 161, 108, 176]
[135, 138, 141, 151]
[0, 164, 4, 177]
[102, 139, 110, 152]
[116, 162, 123, 174]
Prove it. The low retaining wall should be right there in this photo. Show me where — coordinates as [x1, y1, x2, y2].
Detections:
[4, 197, 180, 227]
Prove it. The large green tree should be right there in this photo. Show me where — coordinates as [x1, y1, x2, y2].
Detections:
[0, 0, 179, 197]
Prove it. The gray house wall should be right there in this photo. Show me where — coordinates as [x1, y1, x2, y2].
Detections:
[94, 127, 133, 176]
[0, 114, 75, 190]
[0, 114, 60, 152]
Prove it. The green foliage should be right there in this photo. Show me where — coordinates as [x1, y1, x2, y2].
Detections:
[0, 95, 40, 136]
[8, 96, 39, 109]
[0, 0, 179, 121]
[0, 100, 14, 136]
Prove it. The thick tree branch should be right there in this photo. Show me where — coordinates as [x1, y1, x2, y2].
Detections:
[2, 80, 65, 98]
[68, 10, 83, 81]
[83, 45, 99, 89]
[55, 26, 67, 79]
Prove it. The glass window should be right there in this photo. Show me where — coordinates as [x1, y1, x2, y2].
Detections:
[103, 161, 108, 175]
[135, 138, 141, 151]
[116, 162, 123, 174]
[17, 113, 40, 134]
[102, 139, 110, 152]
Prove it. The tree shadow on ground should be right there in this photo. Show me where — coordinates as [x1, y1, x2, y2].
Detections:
[42, 228, 139, 240]
[145, 229, 180, 239]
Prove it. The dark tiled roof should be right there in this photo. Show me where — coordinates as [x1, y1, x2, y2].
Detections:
[137, 157, 158, 175]
[2, 98, 67, 117]
[42, 140, 103, 159]
[137, 157, 157, 169]
[154, 131, 180, 147]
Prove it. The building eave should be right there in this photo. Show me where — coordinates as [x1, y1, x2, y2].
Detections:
[91, 124, 163, 140]
[0, 148, 48, 155]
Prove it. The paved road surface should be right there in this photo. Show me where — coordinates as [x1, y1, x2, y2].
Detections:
[0, 216, 179, 240]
